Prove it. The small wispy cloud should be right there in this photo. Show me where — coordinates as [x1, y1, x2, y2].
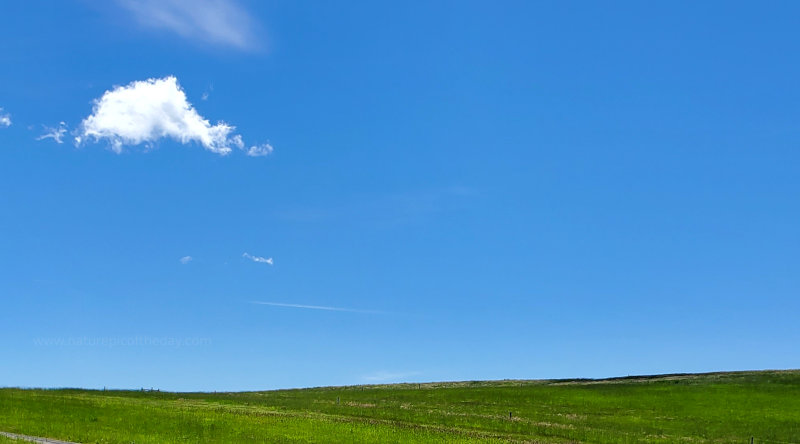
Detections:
[0, 108, 11, 127]
[36, 122, 68, 144]
[245, 143, 274, 157]
[250, 301, 385, 315]
[361, 371, 421, 383]
[118, 0, 261, 51]
[243, 252, 273, 265]
[179, 255, 193, 264]
[201, 84, 213, 101]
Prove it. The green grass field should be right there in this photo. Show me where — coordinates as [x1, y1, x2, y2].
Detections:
[1, 370, 798, 443]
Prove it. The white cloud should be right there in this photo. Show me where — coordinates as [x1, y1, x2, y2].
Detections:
[245, 143, 273, 157]
[36, 122, 68, 144]
[242, 252, 273, 265]
[250, 301, 385, 315]
[119, 0, 260, 50]
[179, 255, 193, 264]
[0, 108, 10, 127]
[76, 76, 270, 156]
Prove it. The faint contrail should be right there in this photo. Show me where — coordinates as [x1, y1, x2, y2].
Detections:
[249, 301, 385, 314]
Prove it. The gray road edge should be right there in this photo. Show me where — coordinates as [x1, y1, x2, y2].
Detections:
[0, 432, 80, 444]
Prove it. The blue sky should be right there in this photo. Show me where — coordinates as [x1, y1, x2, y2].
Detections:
[1, 0, 798, 391]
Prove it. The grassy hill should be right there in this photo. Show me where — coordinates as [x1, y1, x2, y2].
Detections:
[1, 370, 798, 443]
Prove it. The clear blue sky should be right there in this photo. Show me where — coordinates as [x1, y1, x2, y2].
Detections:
[1, 1, 798, 391]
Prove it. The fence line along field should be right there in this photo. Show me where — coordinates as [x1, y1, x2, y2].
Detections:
[1, 370, 798, 443]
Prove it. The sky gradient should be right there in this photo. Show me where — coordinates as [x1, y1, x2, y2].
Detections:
[1, 0, 799, 391]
